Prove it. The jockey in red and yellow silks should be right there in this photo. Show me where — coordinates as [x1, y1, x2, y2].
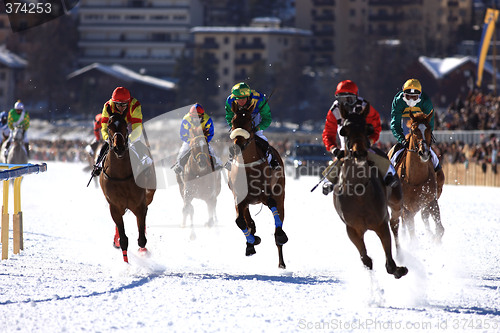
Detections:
[91, 87, 152, 178]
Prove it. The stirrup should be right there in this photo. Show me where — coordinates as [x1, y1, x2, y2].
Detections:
[92, 165, 102, 177]
[173, 163, 183, 175]
[322, 182, 334, 195]
[384, 174, 398, 188]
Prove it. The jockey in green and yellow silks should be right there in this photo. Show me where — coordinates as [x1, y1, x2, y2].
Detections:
[173, 103, 222, 174]
[3, 100, 30, 158]
[389, 78, 445, 197]
[224, 82, 279, 169]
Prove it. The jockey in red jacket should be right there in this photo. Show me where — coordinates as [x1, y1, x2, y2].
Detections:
[323, 80, 382, 154]
[321, 80, 398, 195]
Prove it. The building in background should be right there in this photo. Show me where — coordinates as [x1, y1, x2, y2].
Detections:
[77, 0, 203, 77]
[295, 0, 473, 68]
[0, 46, 26, 110]
[191, 17, 311, 103]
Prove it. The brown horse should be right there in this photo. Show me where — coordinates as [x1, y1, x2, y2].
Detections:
[333, 110, 407, 279]
[394, 110, 444, 241]
[227, 108, 288, 269]
[99, 113, 156, 263]
[176, 126, 221, 228]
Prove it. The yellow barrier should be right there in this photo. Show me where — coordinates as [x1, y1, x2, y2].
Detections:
[0, 163, 47, 260]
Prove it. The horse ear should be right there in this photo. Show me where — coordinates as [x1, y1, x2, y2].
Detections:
[409, 109, 415, 120]
[231, 102, 239, 114]
[339, 126, 347, 137]
[361, 102, 370, 118]
[426, 109, 434, 123]
[339, 103, 348, 119]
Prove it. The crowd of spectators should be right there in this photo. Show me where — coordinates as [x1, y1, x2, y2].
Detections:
[437, 89, 500, 131]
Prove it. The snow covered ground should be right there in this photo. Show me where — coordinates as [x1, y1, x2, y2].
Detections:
[0, 161, 499, 332]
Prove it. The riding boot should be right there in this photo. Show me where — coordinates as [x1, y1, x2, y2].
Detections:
[255, 136, 279, 169]
[225, 145, 237, 171]
[92, 141, 109, 177]
[435, 166, 445, 199]
[174, 150, 191, 174]
[3, 140, 10, 159]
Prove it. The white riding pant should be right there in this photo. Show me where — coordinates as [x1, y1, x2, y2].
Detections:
[391, 147, 439, 170]
[177, 141, 221, 165]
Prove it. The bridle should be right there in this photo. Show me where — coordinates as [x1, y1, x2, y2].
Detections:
[230, 110, 256, 152]
[107, 115, 129, 158]
[408, 122, 431, 159]
[190, 134, 209, 166]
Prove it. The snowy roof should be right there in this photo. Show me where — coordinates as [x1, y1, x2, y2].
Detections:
[419, 55, 500, 80]
[0, 46, 27, 69]
[67, 63, 175, 90]
[418, 56, 474, 79]
[191, 26, 312, 36]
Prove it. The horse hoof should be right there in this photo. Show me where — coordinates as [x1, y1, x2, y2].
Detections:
[361, 256, 373, 270]
[274, 228, 288, 245]
[138, 247, 150, 257]
[394, 266, 408, 279]
[253, 235, 261, 246]
[113, 240, 120, 249]
[278, 263, 286, 269]
[246, 243, 256, 256]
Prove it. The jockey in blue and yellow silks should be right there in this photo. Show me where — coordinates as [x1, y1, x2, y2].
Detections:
[173, 103, 222, 174]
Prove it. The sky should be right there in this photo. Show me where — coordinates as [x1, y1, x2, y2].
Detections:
[0, 161, 499, 333]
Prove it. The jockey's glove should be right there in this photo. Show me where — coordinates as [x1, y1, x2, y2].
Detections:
[331, 147, 344, 159]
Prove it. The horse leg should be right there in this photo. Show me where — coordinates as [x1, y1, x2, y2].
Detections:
[345, 225, 372, 270]
[404, 209, 417, 240]
[205, 197, 216, 227]
[374, 222, 408, 279]
[235, 204, 260, 256]
[421, 205, 432, 235]
[387, 183, 403, 252]
[110, 206, 128, 263]
[427, 199, 444, 242]
[267, 197, 287, 269]
[135, 205, 148, 251]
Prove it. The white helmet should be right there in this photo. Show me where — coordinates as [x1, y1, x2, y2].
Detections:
[14, 100, 24, 110]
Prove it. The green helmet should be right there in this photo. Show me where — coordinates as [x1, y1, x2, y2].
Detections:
[231, 82, 251, 99]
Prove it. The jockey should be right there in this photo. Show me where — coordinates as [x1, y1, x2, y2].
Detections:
[225, 82, 279, 170]
[389, 78, 444, 197]
[91, 87, 152, 177]
[0, 111, 10, 143]
[173, 103, 223, 174]
[85, 113, 103, 157]
[321, 80, 397, 195]
[4, 100, 30, 158]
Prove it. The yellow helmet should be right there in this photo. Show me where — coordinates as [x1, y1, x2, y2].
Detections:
[402, 79, 422, 94]
[231, 82, 251, 99]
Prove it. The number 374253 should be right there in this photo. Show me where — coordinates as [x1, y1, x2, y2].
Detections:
[5, 2, 53, 15]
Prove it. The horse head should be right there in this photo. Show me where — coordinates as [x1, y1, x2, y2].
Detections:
[107, 113, 129, 159]
[12, 126, 24, 142]
[229, 106, 255, 153]
[408, 109, 433, 162]
[339, 105, 371, 161]
[189, 126, 210, 170]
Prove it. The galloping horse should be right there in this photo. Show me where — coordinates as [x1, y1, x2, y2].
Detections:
[1, 126, 28, 164]
[227, 108, 288, 269]
[99, 113, 156, 262]
[333, 109, 407, 279]
[393, 110, 444, 241]
[176, 126, 221, 228]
